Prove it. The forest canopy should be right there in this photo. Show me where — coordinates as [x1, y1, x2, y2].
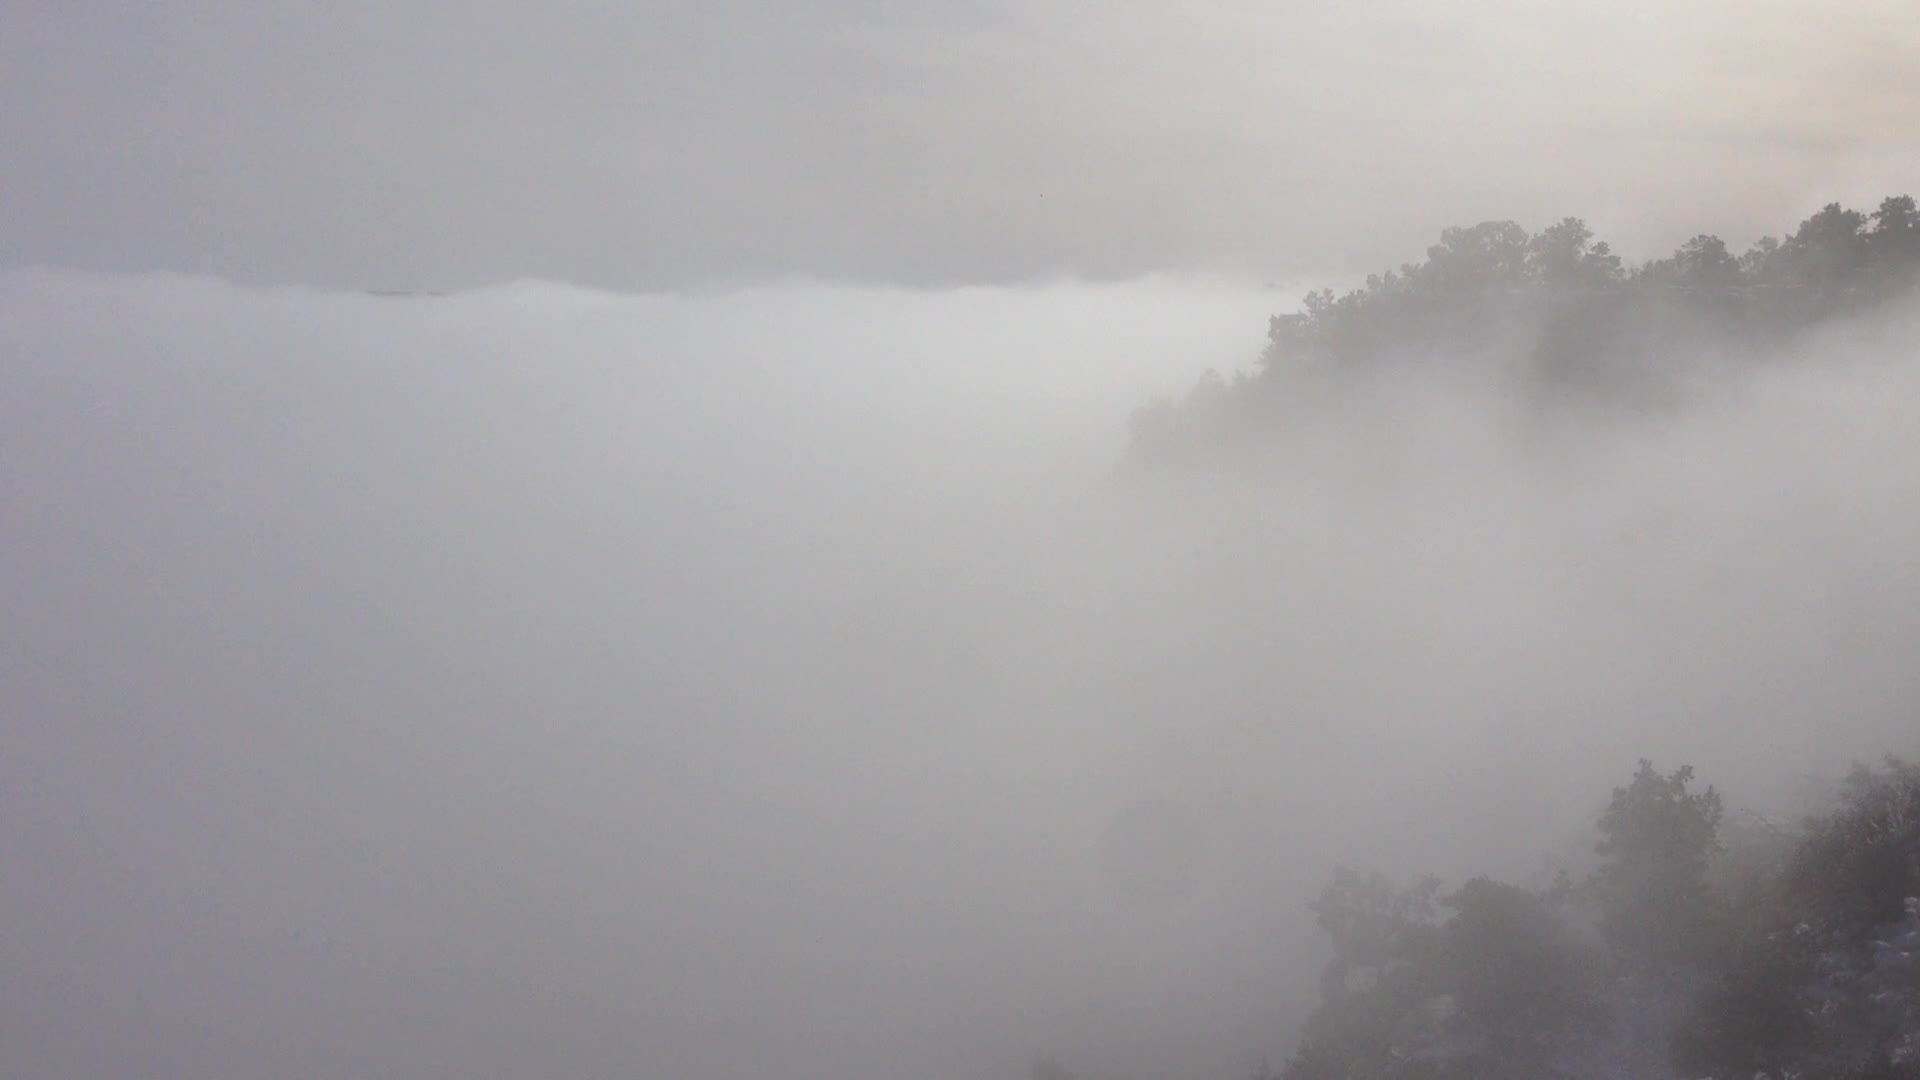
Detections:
[1132, 196, 1920, 460]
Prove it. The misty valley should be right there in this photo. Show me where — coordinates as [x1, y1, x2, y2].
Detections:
[5, 195, 1920, 1080]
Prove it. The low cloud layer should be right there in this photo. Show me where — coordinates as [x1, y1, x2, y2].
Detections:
[4, 272, 1918, 1080]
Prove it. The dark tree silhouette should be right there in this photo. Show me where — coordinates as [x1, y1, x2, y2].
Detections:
[1592, 760, 1725, 967]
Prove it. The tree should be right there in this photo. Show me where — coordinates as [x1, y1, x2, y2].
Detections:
[1870, 194, 1917, 238]
[1783, 756, 1920, 928]
[1527, 217, 1622, 288]
[1418, 221, 1531, 293]
[1441, 878, 1596, 1027]
[1641, 235, 1744, 290]
[1310, 869, 1440, 999]
[1777, 201, 1871, 286]
[1129, 193, 1920, 462]
[1668, 936, 1813, 1077]
[1739, 235, 1780, 276]
[1591, 761, 1725, 966]
[1869, 195, 1920, 268]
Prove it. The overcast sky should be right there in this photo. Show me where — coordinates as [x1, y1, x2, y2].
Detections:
[3, 1, 1918, 290]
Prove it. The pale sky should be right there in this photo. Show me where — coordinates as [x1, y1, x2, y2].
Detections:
[3, 1, 1917, 289]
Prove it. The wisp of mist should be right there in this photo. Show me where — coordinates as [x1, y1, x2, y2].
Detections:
[4, 269, 1918, 1080]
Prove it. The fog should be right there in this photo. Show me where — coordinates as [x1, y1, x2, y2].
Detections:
[4, 2, 1916, 290]
[4, 269, 1920, 1080]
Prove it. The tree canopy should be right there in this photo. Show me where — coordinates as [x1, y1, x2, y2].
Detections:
[1132, 195, 1920, 461]
[1277, 758, 1920, 1080]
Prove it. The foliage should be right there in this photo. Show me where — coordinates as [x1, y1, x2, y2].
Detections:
[1783, 757, 1920, 931]
[1312, 869, 1441, 974]
[1439, 877, 1599, 1028]
[1131, 194, 1920, 461]
[1267, 754, 1920, 1080]
[1668, 934, 1816, 1077]
[1591, 760, 1726, 967]
[1284, 872, 1597, 1080]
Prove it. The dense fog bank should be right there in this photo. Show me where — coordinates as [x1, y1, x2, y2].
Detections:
[3, 271, 1917, 1080]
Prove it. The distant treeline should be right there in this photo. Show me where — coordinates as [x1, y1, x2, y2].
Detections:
[1132, 196, 1920, 458]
